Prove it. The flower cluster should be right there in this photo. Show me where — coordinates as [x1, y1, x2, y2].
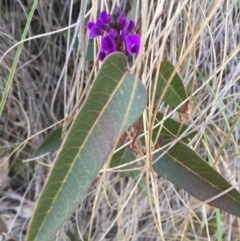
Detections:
[87, 6, 141, 61]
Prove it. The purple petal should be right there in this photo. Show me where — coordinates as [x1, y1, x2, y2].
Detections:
[101, 34, 117, 52]
[96, 19, 107, 31]
[119, 10, 125, 18]
[89, 26, 103, 39]
[120, 19, 128, 29]
[101, 36, 111, 50]
[87, 22, 95, 30]
[113, 5, 121, 17]
[126, 34, 141, 55]
[100, 10, 112, 24]
[118, 11, 128, 29]
[127, 20, 135, 33]
[106, 46, 116, 54]
[109, 28, 117, 38]
[99, 46, 116, 61]
[106, 14, 112, 23]
[100, 10, 107, 22]
[120, 29, 126, 41]
[99, 51, 106, 61]
[159, 137, 164, 143]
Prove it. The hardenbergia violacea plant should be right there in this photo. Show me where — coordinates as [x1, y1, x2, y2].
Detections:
[26, 5, 240, 241]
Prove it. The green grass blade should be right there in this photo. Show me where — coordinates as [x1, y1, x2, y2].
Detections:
[0, 0, 39, 116]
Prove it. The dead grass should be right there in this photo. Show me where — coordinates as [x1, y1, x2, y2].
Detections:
[0, 0, 240, 240]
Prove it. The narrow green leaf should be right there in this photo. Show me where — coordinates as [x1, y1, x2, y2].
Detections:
[63, 31, 97, 61]
[26, 53, 147, 241]
[37, 127, 62, 154]
[153, 142, 240, 216]
[110, 147, 135, 177]
[155, 61, 188, 112]
[141, 112, 197, 146]
[63, 30, 79, 52]
[152, 112, 197, 144]
[131, 170, 154, 200]
[86, 39, 98, 61]
[110, 148, 152, 200]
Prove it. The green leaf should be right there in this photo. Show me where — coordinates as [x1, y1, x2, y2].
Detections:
[153, 142, 240, 217]
[26, 53, 147, 241]
[141, 112, 197, 146]
[86, 39, 98, 62]
[110, 148, 153, 200]
[110, 147, 135, 177]
[63, 30, 79, 52]
[37, 127, 62, 154]
[130, 170, 154, 201]
[152, 112, 197, 144]
[63, 31, 97, 61]
[155, 61, 188, 112]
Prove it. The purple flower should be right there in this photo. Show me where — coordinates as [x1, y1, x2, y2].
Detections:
[159, 137, 164, 143]
[96, 19, 107, 31]
[102, 29, 116, 48]
[88, 21, 104, 39]
[99, 29, 117, 60]
[87, 7, 141, 61]
[111, 6, 121, 23]
[98, 51, 106, 61]
[126, 34, 141, 56]
[117, 11, 128, 29]
[87, 18, 109, 39]
[127, 20, 135, 33]
[87, 22, 95, 29]
[101, 33, 116, 52]
[100, 10, 112, 24]
[120, 29, 126, 42]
